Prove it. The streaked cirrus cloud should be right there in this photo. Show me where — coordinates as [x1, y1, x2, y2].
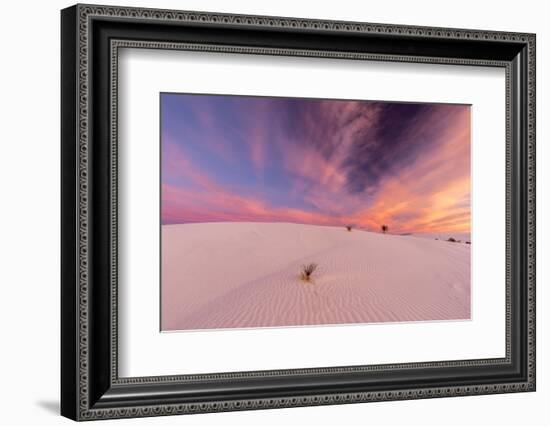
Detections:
[161, 93, 470, 234]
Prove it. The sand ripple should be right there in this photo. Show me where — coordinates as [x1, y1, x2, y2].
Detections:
[161, 222, 470, 331]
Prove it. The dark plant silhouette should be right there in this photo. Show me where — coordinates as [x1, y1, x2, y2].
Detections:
[346, 225, 352, 232]
[466, 241, 471, 245]
[300, 263, 318, 282]
[447, 237, 457, 243]
[381, 224, 389, 234]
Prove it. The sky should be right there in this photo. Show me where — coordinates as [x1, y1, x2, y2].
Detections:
[161, 93, 470, 234]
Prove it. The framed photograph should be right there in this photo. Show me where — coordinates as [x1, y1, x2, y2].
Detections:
[61, 4, 536, 421]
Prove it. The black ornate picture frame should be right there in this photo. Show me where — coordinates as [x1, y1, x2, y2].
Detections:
[61, 4, 536, 421]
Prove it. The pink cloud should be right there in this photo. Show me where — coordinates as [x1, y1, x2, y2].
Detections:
[162, 181, 349, 227]
[162, 97, 470, 235]
[349, 107, 471, 233]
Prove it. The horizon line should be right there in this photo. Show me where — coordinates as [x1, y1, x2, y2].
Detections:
[161, 219, 471, 235]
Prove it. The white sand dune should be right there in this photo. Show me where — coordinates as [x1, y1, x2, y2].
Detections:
[409, 232, 471, 243]
[161, 222, 470, 331]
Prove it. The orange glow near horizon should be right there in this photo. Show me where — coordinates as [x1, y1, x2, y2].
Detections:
[161, 94, 471, 235]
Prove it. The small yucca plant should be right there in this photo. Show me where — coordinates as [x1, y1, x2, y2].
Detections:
[346, 225, 352, 232]
[381, 224, 389, 234]
[300, 263, 318, 282]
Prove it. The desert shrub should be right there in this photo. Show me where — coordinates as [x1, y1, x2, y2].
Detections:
[447, 237, 457, 243]
[300, 263, 318, 282]
[346, 225, 352, 232]
[381, 224, 389, 234]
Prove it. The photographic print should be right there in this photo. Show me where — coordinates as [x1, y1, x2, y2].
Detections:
[160, 93, 471, 332]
